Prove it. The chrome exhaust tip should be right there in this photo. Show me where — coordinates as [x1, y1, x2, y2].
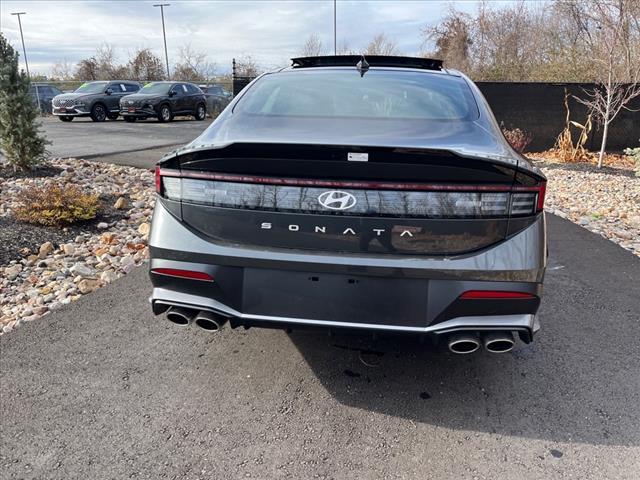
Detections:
[447, 332, 480, 354]
[165, 306, 196, 327]
[194, 310, 228, 332]
[483, 331, 515, 353]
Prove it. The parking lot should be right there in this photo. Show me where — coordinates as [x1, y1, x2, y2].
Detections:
[41, 116, 212, 168]
[1, 215, 639, 479]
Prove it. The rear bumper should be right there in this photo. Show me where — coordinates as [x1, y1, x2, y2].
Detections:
[149, 201, 546, 338]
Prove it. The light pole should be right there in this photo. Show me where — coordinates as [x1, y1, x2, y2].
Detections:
[11, 11, 42, 113]
[333, 0, 337, 55]
[153, 3, 171, 79]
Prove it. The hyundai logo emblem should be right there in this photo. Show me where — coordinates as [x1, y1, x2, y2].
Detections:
[317, 191, 357, 211]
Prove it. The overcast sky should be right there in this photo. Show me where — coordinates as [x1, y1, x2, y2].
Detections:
[1, 0, 510, 76]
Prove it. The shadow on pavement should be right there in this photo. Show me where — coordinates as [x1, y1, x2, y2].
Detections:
[287, 216, 640, 448]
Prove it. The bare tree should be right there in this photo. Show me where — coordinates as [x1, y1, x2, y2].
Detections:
[74, 43, 127, 80]
[421, 1, 596, 81]
[234, 55, 261, 77]
[50, 59, 73, 80]
[422, 8, 473, 71]
[74, 57, 99, 80]
[301, 34, 325, 56]
[127, 48, 165, 81]
[364, 33, 399, 56]
[95, 43, 128, 79]
[173, 44, 216, 82]
[573, 0, 640, 167]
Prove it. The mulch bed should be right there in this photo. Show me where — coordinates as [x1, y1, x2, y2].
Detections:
[0, 193, 127, 265]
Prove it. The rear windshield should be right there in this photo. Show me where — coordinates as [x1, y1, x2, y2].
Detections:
[237, 69, 479, 121]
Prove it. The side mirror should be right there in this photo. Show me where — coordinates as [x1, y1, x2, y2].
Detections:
[105, 88, 113, 95]
[168, 90, 176, 97]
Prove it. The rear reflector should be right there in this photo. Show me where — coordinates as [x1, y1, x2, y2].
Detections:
[155, 166, 162, 194]
[536, 181, 546, 212]
[460, 290, 535, 299]
[151, 268, 214, 282]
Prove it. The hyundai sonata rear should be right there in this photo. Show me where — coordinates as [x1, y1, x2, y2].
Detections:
[148, 56, 547, 354]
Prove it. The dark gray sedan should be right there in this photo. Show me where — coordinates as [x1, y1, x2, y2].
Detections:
[149, 56, 547, 355]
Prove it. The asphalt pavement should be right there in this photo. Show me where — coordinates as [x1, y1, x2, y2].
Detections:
[39, 116, 212, 167]
[1, 214, 639, 479]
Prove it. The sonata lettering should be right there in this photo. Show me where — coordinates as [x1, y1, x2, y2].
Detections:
[259, 223, 415, 237]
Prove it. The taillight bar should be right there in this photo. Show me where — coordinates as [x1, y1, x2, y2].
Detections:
[460, 290, 535, 300]
[156, 168, 544, 194]
[151, 268, 214, 282]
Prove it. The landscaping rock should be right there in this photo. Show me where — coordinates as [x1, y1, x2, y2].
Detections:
[62, 243, 75, 256]
[70, 263, 95, 278]
[78, 279, 100, 294]
[38, 242, 54, 258]
[114, 197, 128, 209]
[137, 222, 151, 236]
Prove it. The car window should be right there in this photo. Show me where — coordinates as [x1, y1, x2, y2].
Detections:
[75, 81, 109, 94]
[237, 69, 479, 121]
[182, 84, 188, 93]
[140, 83, 171, 94]
[124, 83, 139, 92]
[186, 84, 201, 94]
[170, 85, 182, 96]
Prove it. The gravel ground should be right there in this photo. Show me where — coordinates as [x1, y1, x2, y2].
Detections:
[0, 158, 154, 333]
[1, 157, 638, 335]
[537, 160, 640, 257]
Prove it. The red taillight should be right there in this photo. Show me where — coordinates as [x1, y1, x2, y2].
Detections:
[151, 268, 214, 282]
[460, 290, 535, 300]
[536, 181, 546, 212]
[155, 165, 162, 193]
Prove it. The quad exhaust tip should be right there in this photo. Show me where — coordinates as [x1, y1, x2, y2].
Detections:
[483, 331, 515, 353]
[194, 310, 228, 332]
[447, 331, 516, 354]
[447, 332, 480, 354]
[165, 306, 196, 326]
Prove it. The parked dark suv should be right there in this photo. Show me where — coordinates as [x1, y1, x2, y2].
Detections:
[52, 81, 141, 121]
[199, 84, 231, 117]
[29, 84, 62, 113]
[119, 82, 207, 122]
[149, 56, 548, 355]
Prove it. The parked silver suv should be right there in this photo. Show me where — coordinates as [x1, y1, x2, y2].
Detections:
[52, 80, 141, 122]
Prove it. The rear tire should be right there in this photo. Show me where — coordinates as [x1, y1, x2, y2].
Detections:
[90, 103, 107, 122]
[194, 103, 206, 121]
[124, 116, 137, 123]
[58, 116, 73, 122]
[157, 104, 172, 123]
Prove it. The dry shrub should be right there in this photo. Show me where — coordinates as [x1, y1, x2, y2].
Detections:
[501, 125, 533, 153]
[553, 91, 593, 163]
[14, 182, 101, 227]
